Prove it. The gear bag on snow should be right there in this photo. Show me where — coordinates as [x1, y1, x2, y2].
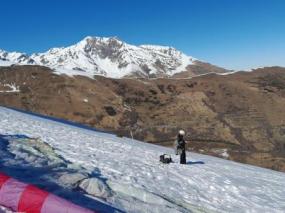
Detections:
[160, 154, 172, 164]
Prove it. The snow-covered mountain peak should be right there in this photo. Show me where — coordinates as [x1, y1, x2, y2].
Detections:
[0, 36, 201, 78]
[0, 49, 35, 65]
[77, 36, 129, 52]
[29, 36, 197, 78]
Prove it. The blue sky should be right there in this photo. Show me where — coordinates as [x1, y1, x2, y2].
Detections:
[0, 0, 284, 70]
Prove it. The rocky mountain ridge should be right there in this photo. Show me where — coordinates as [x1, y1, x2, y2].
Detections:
[0, 36, 228, 78]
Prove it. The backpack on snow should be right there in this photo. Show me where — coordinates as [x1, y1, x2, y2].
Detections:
[160, 154, 172, 164]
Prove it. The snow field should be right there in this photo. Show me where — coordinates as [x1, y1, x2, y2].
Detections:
[0, 107, 284, 213]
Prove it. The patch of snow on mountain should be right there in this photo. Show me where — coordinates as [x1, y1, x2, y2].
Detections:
[0, 83, 20, 93]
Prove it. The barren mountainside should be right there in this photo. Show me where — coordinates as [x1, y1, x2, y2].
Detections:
[0, 65, 284, 172]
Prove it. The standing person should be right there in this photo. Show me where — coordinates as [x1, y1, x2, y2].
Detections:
[174, 130, 187, 164]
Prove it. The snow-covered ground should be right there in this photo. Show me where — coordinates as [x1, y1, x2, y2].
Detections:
[0, 107, 284, 213]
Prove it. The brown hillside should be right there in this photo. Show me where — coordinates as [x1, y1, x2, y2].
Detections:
[0, 65, 284, 172]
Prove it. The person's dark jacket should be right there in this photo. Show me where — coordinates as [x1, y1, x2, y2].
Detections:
[174, 135, 186, 155]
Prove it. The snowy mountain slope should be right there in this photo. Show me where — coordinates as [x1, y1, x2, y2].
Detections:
[0, 106, 284, 213]
[0, 37, 200, 78]
[0, 60, 13, 67]
[0, 50, 35, 65]
[31, 36, 196, 78]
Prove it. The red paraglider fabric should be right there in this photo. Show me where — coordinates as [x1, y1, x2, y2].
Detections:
[18, 185, 49, 213]
[0, 172, 95, 213]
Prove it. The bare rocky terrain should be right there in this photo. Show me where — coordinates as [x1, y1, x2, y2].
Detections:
[0, 65, 284, 172]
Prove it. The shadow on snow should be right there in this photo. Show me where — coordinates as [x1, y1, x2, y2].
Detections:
[0, 134, 123, 213]
[187, 161, 205, 165]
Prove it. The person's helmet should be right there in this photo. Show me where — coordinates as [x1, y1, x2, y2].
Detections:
[179, 130, 185, 136]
